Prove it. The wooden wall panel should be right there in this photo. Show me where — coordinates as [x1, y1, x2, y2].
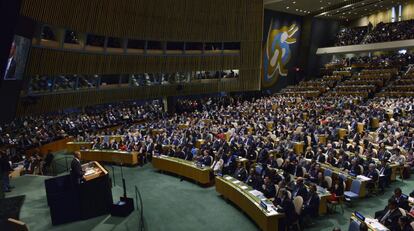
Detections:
[18, 0, 263, 115]
[20, 0, 254, 42]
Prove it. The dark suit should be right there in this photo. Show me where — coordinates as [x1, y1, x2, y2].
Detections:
[396, 224, 414, 231]
[200, 155, 212, 166]
[275, 197, 297, 230]
[261, 183, 276, 198]
[303, 192, 320, 217]
[234, 167, 248, 181]
[379, 164, 392, 189]
[70, 158, 84, 185]
[391, 195, 410, 211]
[245, 174, 263, 191]
[375, 195, 408, 220]
[349, 164, 361, 175]
[365, 170, 379, 193]
[291, 184, 308, 200]
[293, 165, 304, 177]
[378, 208, 402, 230]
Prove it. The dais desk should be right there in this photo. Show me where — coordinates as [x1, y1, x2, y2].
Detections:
[81, 149, 139, 166]
[66, 142, 94, 153]
[152, 155, 212, 185]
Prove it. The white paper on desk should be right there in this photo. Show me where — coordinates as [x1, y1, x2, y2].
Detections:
[356, 175, 371, 181]
[85, 169, 95, 176]
[249, 189, 263, 197]
[241, 186, 248, 190]
[225, 176, 233, 180]
[232, 180, 241, 184]
[365, 218, 389, 231]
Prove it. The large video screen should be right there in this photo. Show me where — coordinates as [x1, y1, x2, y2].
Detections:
[3, 35, 31, 80]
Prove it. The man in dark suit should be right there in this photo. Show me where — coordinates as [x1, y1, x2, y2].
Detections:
[303, 184, 320, 218]
[375, 188, 408, 219]
[200, 150, 212, 166]
[233, 162, 248, 181]
[390, 188, 409, 211]
[70, 151, 85, 185]
[4, 41, 17, 80]
[365, 163, 379, 194]
[274, 189, 297, 231]
[0, 151, 13, 193]
[291, 177, 308, 200]
[292, 159, 304, 177]
[377, 199, 403, 230]
[349, 159, 361, 175]
[261, 176, 276, 198]
[378, 159, 392, 190]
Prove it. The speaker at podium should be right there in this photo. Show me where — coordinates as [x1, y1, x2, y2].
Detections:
[45, 161, 113, 225]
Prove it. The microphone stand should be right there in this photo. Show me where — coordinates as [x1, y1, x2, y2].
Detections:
[120, 162, 127, 198]
[135, 185, 145, 231]
[110, 165, 116, 186]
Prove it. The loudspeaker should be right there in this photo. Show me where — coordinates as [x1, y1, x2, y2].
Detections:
[111, 197, 134, 217]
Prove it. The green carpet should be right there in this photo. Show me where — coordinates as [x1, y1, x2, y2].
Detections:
[5, 163, 414, 231]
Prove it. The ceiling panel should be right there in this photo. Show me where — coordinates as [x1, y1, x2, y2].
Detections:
[264, 0, 409, 20]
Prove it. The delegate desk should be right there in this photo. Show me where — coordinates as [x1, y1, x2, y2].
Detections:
[216, 176, 283, 231]
[344, 151, 399, 182]
[268, 165, 331, 215]
[66, 142, 94, 153]
[350, 212, 389, 231]
[152, 155, 212, 185]
[26, 137, 74, 157]
[313, 185, 331, 215]
[319, 163, 370, 197]
[81, 149, 139, 166]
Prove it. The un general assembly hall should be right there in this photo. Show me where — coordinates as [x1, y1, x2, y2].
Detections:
[1, 0, 414, 230]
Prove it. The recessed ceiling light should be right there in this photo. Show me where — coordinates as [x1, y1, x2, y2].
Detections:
[286, 6, 290, 9]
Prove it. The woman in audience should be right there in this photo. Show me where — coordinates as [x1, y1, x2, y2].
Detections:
[328, 177, 345, 203]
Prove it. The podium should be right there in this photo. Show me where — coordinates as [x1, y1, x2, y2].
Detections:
[45, 161, 113, 225]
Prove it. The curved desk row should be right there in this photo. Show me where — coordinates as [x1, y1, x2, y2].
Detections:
[215, 176, 283, 231]
[152, 155, 213, 185]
